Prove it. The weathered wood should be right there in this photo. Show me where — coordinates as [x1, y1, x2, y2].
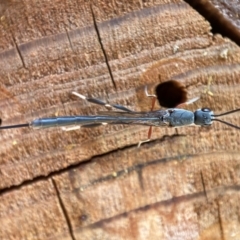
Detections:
[0, 0, 240, 239]
[184, 0, 240, 45]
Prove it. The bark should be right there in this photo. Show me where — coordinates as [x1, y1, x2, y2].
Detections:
[0, 0, 240, 239]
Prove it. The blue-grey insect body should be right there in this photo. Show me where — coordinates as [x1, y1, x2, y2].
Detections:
[0, 93, 239, 131]
[194, 108, 213, 126]
[29, 108, 214, 129]
[163, 109, 194, 127]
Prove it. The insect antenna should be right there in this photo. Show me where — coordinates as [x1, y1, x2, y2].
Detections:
[211, 108, 240, 129]
[212, 109, 240, 117]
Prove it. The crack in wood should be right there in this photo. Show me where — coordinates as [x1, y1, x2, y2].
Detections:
[14, 39, 26, 68]
[6, 17, 26, 68]
[0, 134, 187, 195]
[66, 30, 74, 52]
[200, 170, 208, 202]
[90, 4, 117, 89]
[183, 0, 240, 46]
[217, 200, 225, 240]
[52, 178, 76, 240]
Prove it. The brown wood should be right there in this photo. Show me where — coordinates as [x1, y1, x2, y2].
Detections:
[0, 0, 240, 239]
[208, 0, 240, 29]
[184, 0, 240, 45]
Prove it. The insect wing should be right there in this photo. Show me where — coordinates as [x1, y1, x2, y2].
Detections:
[97, 110, 168, 127]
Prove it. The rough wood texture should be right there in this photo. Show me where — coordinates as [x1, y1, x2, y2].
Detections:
[0, 0, 240, 239]
[209, 0, 240, 29]
[184, 0, 240, 45]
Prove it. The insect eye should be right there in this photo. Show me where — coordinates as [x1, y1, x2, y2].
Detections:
[202, 108, 211, 112]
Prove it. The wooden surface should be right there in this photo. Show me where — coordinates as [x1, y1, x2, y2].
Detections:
[0, 0, 240, 239]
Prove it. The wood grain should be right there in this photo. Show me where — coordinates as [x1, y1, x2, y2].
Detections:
[0, 0, 239, 239]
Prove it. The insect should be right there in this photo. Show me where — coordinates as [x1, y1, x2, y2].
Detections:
[0, 80, 239, 147]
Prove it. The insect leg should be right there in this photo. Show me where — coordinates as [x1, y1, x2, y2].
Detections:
[62, 123, 107, 131]
[72, 92, 133, 112]
[137, 126, 153, 147]
[177, 97, 199, 108]
[137, 139, 150, 148]
[62, 126, 80, 131]
[63, 91, 129, 131]
[137, 86, 157, 147]
[144, 86, 157, 110]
